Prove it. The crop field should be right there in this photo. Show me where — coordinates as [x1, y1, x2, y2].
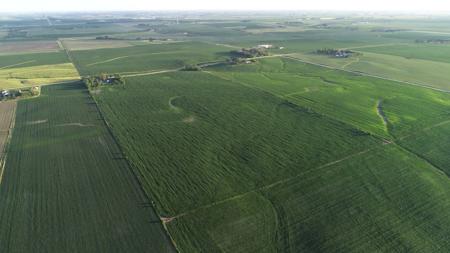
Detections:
[0, 41, 60, 55]
[0, 63, 80, 89]
[0, 82, 175, 252]
[90, 70, 450, 252]
[93, 72, 380, 215]
[356, 43, 450, 64]
[0, 51, 69, 69]
[71, 41, 230, 75]
[61, 39, 140, 51]
[398, 122, 450, 175]
[3, 12, 450, 253]
[208, 57, 450, 138]
[168, 145, 450, 252]
[287, 51, 450, 91]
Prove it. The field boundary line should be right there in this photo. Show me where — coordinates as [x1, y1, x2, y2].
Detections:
[166, 146, 379, 222]
[167, 115, 450, 222]
[86, 51, 185, 67]
[282, 55, 450, 94]
[396, 119, 450, 141]
[341, 43, 410, 50]
[0, 60, 37, 70]
[86, 56, 131, 66]
[88, 91, 179, 252]
[122, 68, 182, 78]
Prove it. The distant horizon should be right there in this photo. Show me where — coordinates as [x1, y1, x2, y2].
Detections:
[2, 0, 450, 14]
[2, 9, 450, 16]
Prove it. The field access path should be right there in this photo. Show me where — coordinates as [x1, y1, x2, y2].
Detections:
[283, 55, 450, 94]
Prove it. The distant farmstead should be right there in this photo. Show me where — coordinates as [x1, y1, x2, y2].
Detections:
[1, 90, 9, 97]
[257, 44, 274, 49]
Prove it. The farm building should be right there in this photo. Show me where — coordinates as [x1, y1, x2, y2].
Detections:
[335, 51, 351, 58]
[257, 44, 274, 49]
[1, 90, 10, 97]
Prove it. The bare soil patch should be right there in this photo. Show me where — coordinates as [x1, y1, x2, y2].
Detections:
[182, 116, 195, 123]
[0, 101, 17, 183]
[62, 39, 135, 51]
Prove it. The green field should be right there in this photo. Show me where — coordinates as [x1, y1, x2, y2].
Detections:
[357, 43, 450, 64]
[168, 145, 450, 252]
[287, 51, 450, 91]
[0, 51, 69, 69]
[2, 12, 450, 253]
[91, 69, 450, 252]
[93, 72, 380, 215]
[0, 63, 80, 89]
[71, 42, 230, 75]
[208, 57, 450, 139]
[0, 82, 175, 252]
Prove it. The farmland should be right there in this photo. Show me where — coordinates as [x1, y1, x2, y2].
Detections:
[0, 101, 16, 177]
[208, 57, 450, 138]
[61, 39, 141, 51]
[91, 69, 450, 252]
[0, 82, 175, 252]
[0, 63, 80, 89]
[1, 11, 450, 253]
[286, 51, 450, 91]
[71, 41, 230, 75]
[0, 50, 80, 90]
[0, 41, 60, 55]
[92, 72, 380, 215]
[0, 51, 69, 69]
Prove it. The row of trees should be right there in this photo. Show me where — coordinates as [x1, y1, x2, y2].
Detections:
[415, 39, 450, 44]
[315, 48, 353, 58]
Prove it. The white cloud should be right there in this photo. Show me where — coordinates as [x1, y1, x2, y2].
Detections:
[3, 0, 450, 12]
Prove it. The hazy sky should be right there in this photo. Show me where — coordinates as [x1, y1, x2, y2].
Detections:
[3, 0, 450, 12]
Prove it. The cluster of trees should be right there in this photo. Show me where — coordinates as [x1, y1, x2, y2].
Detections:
[83, 74, 125, 89]
[315, 48, 353, 58]
[225, 47, 269, 65]
[231, 47, 269, 58]
[182, 64, 202, 71]
[415, 39, 450, 44]
[95, 36, 123, 40]
[371, 28, 406, 33]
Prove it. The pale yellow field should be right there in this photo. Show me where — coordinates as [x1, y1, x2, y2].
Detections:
[0, 63, 80, 89]
[62, 39, 137, 51]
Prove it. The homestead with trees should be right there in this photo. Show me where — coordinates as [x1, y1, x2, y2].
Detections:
[83, 74, 125, 89]
[315, 48, 354, 58]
